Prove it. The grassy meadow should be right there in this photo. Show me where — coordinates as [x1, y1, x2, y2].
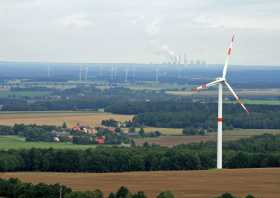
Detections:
[0, 136, 97, 150]
[0, 90, 51, 98]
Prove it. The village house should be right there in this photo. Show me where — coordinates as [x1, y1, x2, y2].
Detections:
[95, 136, 106, 144]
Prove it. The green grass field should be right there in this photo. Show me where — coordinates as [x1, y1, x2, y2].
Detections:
[0, 136, 97, 150]
[0, 91, 51, 98]
[224, 99, 280, 105]
[166, 88, 280, 98]
[241, 99, 280, 105]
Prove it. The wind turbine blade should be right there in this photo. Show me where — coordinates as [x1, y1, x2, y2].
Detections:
[192, 79, 223, 92]
[222, 34, 235, 79]
[224, 81, 249, 114]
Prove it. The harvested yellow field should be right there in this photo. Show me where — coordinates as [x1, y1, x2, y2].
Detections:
[1, 168, 280, 198]
[0, 111, 133, 128]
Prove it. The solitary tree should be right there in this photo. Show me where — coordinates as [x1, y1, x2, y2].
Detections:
[139, 128, 145, 137]
[132, 192, 147, 198]
[108, 193, 116, 198]
[62, 122, 68, 129]
[216, 192, 236, 198]
[116, 186, 131, 198]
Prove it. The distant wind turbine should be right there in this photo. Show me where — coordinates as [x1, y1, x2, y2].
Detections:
[192, 34, 249, 169]
[47, 65, 51, 78]
[132, 65, 136, 81]
[125, 67, 129, 83]
[155, 67, 159, 82]
[111, 65, 114, 81]
[85, 67, 89, 81]
[99, 65, 103, 79]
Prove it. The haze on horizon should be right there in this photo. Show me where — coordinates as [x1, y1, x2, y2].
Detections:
[0, 0, 279, 66]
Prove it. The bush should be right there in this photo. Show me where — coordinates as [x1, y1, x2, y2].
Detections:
[65, 190, 103, 198]
[245, 194, 255, 198]
[132, 192, 147, 198]
[182, 127, 207, 136]
[102, 119, 119, 127]
[216, 193, 256, 198]
[116, 186, 131, 198]
[156, 191, 174, 198]
[216, 193, 236, 198]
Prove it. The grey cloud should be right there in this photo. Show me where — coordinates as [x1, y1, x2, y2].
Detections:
[0, 0, 279, 65]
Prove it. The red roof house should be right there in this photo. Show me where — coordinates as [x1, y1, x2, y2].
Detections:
[95, 136, 106, 144]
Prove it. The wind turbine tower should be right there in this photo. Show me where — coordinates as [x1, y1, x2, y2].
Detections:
[47, 65, 51, 78]
[85, 67, 89, 81]
[192, 35, 249, 169]
[132, 65, 136, 81]
[125, 67, 129, 83]
[99, 65, 103, 79]
[155, 67, 159, 82]
[111, 65, 114, 81]
[114, 65, 118, 80]
[79, 66, 82, 82]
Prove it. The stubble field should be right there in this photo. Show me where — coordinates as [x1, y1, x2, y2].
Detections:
[0, 111, 133, 128]
[1, 168, 280, 198]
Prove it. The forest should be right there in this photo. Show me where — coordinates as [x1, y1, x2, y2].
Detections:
[130, 101, 280, 130]
[0, 134, 279, 172]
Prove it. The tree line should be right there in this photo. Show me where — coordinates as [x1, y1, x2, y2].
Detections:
[0, 124, 61, 142]
[0, 178, 173, 198]
[0, 178, 257, 198]
[0, 134, 279, 172]
[0, 86, 170, 111]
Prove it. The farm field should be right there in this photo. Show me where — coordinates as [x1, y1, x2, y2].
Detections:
[124, 127, 183, 135]
[0, 136, 97, 150]
[0, 111, 133, 128]
[235, 99, 280, 105]
[166, 88, 280, 97]
[124, 83, 189, 91]
[1, 168, 280, 198]
[0, 90, 51, 98]
[134, 129, 280, 146]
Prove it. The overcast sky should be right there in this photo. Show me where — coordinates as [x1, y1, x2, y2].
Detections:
[0, 0, 279, 65]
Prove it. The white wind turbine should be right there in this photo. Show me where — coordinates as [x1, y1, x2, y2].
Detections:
[192, 34, 249, 169]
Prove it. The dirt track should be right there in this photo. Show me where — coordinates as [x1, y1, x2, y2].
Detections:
[1, 168, 280, 198]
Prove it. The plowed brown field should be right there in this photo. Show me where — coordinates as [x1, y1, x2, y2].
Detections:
[1, 168, 280, 198]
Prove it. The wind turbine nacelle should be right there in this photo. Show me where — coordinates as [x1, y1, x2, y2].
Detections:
[216, 77, 225, 82]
